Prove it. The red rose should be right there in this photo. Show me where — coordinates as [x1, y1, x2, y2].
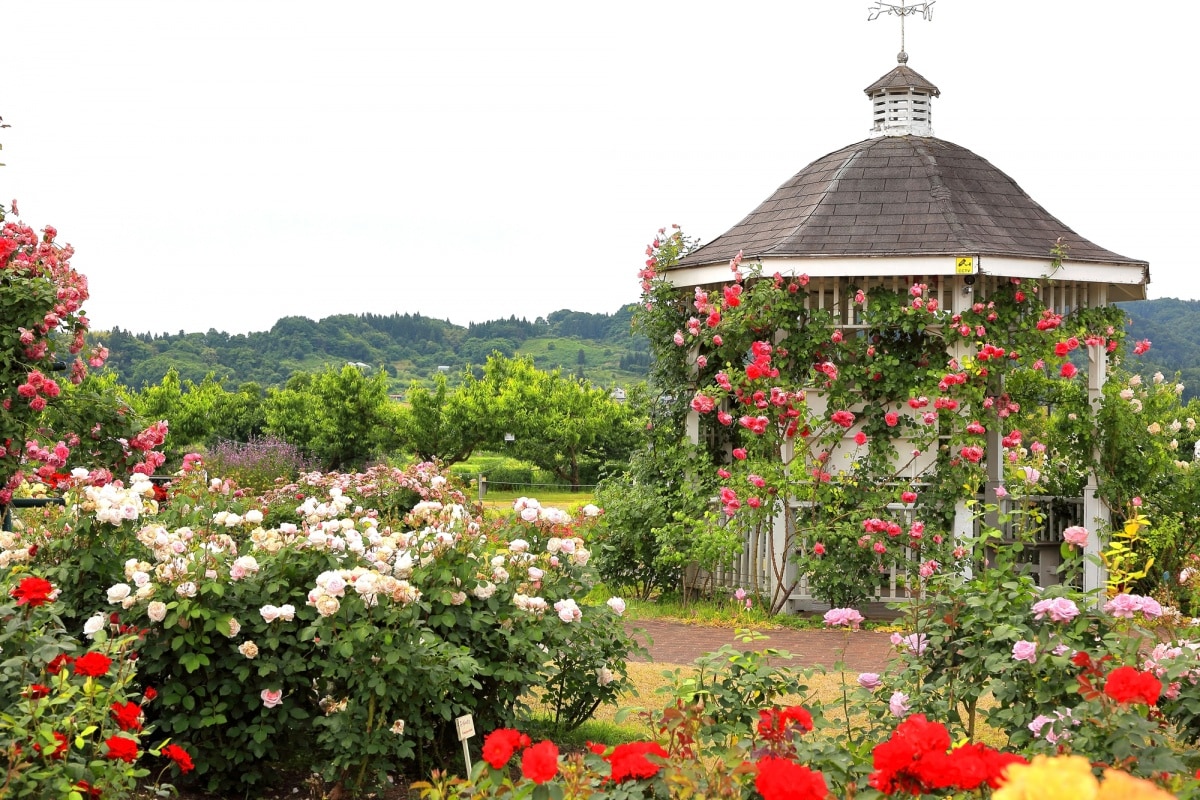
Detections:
[111, 701, 143, 732]
[606, 741, 668, 782]
[46, 653, 73, 675]
[755, 757, 829, 800]
[520, 740, 559, 784]
[25, 684, 50, 699]
[0, 237, 18, 263]
[143, 687, 158, 701]
[160, 743, 194, 773]
[73, 652, 113, 678]
[10, 575, 55, 607]
[104, 735, 139, 763]
[1104, 665, 1162, 705]
[481, 728, 527, 769]
[33, 731, 69, 760]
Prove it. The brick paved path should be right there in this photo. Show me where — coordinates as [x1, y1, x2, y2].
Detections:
[628, 619, 895, 673]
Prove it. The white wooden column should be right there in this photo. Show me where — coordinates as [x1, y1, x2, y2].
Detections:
[1083, 284, 1109, 594]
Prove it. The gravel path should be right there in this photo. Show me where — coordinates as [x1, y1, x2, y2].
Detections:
[629, 619, 896, 673]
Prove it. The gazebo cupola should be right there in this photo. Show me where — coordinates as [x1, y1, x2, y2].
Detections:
[866, 54, 939, 137]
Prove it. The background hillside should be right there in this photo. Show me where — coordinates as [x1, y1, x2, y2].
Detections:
[98, 307, 652, 391]
[95, 298, 1198, 395]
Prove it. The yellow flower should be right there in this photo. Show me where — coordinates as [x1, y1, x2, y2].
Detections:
[1096, 769, 1176, 800]
[994, 755, 1098, 800]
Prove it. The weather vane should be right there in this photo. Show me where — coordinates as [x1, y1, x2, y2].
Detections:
[868, 1, 935, 63]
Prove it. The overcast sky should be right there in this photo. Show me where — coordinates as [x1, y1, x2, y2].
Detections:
[2, 1, 1196, 336]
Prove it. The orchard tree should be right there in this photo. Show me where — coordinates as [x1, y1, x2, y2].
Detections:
[129, 369, 266, 458]
[264, 363, 400, 470]
[483, 355, 641, 489]
[396, 370, 496, 466]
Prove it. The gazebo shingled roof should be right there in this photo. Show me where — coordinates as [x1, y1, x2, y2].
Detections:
[674, 136, 1145, 269]
[672, 59, 1149, 303]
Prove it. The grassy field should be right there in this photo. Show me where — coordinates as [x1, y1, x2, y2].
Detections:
[477, 488, 596, 513]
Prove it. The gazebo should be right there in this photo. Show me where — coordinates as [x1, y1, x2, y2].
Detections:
[664, 55, 1149, 608]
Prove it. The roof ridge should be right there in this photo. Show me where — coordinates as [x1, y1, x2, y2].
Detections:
[913, 139, 980, 253]
[767, 146, 866, 257]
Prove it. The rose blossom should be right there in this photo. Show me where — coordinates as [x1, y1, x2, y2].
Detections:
[1032, 596, 1080, 623]
[1062, 526, 1089, 548]
[1012, 640, 1037, 664]
[83, 613, 106, 639]
[606, 597, 626, 616]
[858, 672, 882, 690]
[239, 641, 259, 659]
[260, 688, 284, 708]
[888, 691, 910, 718]
[553, 598, 582, 623]
[823, 608, 864, 629]
[147, 601, 167, 622]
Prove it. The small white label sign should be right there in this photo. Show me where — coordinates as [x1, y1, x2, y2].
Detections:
[455, 714, 475, 741]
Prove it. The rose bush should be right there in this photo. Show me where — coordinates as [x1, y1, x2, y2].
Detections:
[3, 461, 641, 795]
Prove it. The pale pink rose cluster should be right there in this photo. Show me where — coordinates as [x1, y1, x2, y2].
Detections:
[1032, 596, 1080, 623]
[554, 598, 582, 623]
[1143, 641, 1200, 685]
[1103, 592, 1163, 619]
[259, 603, 297, 623]
[513, 593, 549, 615]
[1028, 710, 1078, 744]
[890, 632, 928, 655]
[823, 607, 864, 629]
[307, 568, 421, 616]
[86, 476, 155, 525]
[229, 555, 260, 580]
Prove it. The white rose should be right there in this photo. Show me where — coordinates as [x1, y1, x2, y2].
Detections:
[83, 613, 106, 639]
[607, 597, 627, 616]
[278, 604, 296, 621]
[106, 583, 132, 604]
[147, 601, 168, 622]
[245, 509, 264, 524]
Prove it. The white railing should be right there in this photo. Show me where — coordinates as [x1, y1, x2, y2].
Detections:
[689, 495, 1085, 608]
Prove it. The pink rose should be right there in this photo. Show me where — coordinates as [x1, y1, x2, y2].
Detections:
[1012, 640, 1037, 664]
[260, 688, 284, 708]
[1032, 597, 1080, 623]
[858, 672, 882, 690]
[1062, 526, 1089, 548]
[823, 608, 864, 629]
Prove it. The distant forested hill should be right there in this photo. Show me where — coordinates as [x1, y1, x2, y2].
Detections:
[94, 298, 1200, 395]
[1121, 298, 1200, 399]
[97, 307, 651, 390]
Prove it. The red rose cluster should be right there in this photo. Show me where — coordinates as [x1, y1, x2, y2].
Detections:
[869, 714, 1026, 795]
[10, 575, 55, 607]
[1104, 665, 1162, 706]
[588, 741, 670, 782]
[480, 728, 558, 785]
[755, 757, 829, 800]
[756, 706, 814, 746]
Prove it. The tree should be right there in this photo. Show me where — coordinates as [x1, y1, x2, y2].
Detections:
[483, 355, 640, 488]
[264, 364, 400, 470]
[396, 370, 496, 466]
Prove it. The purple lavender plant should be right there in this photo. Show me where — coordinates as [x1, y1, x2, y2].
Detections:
[205, 436, 316, 491]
